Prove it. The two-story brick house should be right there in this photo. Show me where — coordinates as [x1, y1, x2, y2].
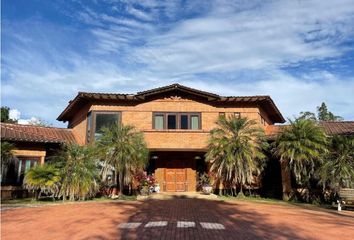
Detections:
[2, 83, 353, 197]
[56, 84, 285, 192]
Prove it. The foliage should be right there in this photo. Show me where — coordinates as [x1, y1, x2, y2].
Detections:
[205, 115, 267, 196]
[53, 144, 100, 201]
[134, 171, 156, 187]
[298, 111, 317, 121]
[1, 141, 16, 181]
[318, 135, 354, 192]
[1, 106, 17, 123]
[198, 172, 212, 186]
[298, 102, 343, 121]
[23, 164, 61, 199]
[317, 103, 343, 121]
[273, 119, 328, 185]
[96, 123, 148, 196]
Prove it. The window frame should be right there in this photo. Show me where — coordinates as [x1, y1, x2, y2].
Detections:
[16, 156, 40, 184]
[153, 113, 165, 130]
[234, 112, 241, 118]
[86, 110, 121, 143]
[152, 112, 201, 130]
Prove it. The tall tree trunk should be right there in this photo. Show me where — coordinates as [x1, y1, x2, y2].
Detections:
[280, 159, 292, 201]
[238, 184, 244, 197]
[118, 172, 124, 196]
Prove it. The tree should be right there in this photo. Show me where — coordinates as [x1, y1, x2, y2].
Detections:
[96, 123, 148, 197]
[23, 164, 61, 200]
[298, 111, 317, 121]
[205, 115, 267, 196]
[318, 135, 354, 193]
[273, 119, 328, 200]
[54, 144, 100, 201]
[298, 102, 343, 121]
[1, 107, 16, 123]
[1, 141, 16, 182]
[317, 102, 343, 121]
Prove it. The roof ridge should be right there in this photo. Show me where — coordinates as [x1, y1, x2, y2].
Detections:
[223, 95, 271, 98]
[0, 122, 72, 131]
[78, 91, 134, 96]
[320, 121, 354, 123]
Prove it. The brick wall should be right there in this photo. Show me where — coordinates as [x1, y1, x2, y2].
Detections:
[69, 97, 269, 149]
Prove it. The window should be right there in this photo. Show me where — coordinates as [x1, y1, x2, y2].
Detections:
[95, 113, 119, 139]
[86, 111, 121, 143]
[87, 112, 92, 143]
[180, 115, 188, 129]
[234, 112, 241, 118]
[17, 157, 40, 184]
[152, 112, 201, 130]
[154, 114, 164, 129]
[167, 114, 177, 129]
[219, 112, 225, 117]
[191, 115, 199, 129]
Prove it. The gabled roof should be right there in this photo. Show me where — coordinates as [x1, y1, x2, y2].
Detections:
[1, 123, 77, 144]
[57, 83, 285, 123]
[136, 83, 220, 100]
[265, 121, 354, 139]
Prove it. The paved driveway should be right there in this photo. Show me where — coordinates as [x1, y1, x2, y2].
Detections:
[2, 197, 354, 240]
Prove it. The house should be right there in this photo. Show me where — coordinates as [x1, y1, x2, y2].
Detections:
[0, 123, 76, 198]
[1, 84, 354, 196]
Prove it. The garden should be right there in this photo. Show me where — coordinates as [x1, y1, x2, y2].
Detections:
[1, 113, 353, 208]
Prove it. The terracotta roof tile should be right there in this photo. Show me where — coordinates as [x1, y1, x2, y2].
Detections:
[320, 121, 354, 135]
[1, 123, 77, 144]
[265, 121, 354, 139]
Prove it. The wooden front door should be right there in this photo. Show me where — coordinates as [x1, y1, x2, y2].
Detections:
[165, 161, 186, 192]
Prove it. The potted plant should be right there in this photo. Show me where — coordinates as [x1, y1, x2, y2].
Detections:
[134, 172, 158, 196]
[199, 173, 213, 194]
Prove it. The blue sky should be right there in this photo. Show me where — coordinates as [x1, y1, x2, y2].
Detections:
[2, 0, 354, 127]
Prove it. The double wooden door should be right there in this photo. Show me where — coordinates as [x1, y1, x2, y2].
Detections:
[165, 161, 187, 192]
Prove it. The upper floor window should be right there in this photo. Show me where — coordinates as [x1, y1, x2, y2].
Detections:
[153, 112, 201, 130]
[219, 112, 225, 117]
[87, 111, 121, 143]
[234, 112, 241, 118]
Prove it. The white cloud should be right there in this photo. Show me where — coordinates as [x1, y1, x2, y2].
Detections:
[17, 117, 37, 125]
[126, 6, 154, 22]
[181, 70, 354, 121]
[9, 109, 21, 120]
[2, 0, 354, 126]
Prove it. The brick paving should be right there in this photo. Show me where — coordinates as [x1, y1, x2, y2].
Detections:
[1, 197, 354, 240]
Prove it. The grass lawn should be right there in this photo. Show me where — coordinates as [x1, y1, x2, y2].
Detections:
[1, 195, 137, 206]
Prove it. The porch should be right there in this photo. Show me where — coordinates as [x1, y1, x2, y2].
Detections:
[147, 151, 207, 192]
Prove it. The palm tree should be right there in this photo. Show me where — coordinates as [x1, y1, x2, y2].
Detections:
[96, 123, 148, 197]
[318, 135, 354, 193]
[273, 119, 327, 200]
[23, 164, 61, 200]
[205, 115, 267, 196]
[54, 144, 100, 201]
[1, 141, 16, 182]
